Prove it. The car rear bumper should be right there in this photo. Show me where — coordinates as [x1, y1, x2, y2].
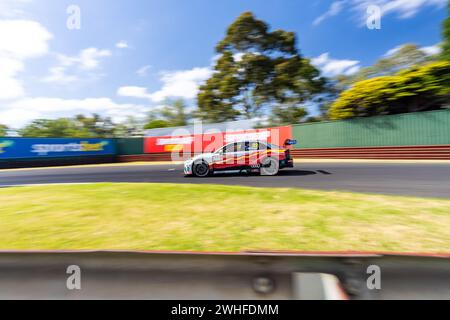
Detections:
[280, 159, 294, 168]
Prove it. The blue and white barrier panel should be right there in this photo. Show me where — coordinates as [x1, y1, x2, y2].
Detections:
[0, 138, 116, 159]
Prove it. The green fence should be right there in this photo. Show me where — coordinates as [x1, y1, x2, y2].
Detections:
[116, 138, 144, 155]
[292, 110, 450, 149]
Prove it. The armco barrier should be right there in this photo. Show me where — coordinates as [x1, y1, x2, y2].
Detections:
[1, 251, 449, 299]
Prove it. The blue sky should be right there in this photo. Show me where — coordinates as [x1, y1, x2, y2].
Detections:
[0, 0, 447, 128]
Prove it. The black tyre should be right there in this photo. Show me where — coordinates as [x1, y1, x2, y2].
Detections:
[260, 157, 279, 176]
[193, 161, 210, 177]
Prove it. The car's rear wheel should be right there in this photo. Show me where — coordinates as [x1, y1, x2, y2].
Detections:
[193, 161, 210, 177]
[260, 157, 279, 176]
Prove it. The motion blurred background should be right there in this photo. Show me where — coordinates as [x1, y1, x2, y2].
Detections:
[0, 0, 449, 300]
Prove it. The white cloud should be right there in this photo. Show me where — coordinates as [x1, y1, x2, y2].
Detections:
[313, 1, 346, 26]
[150, 67, 212, 102]
[365, 0, 447, 19]
[77, 48, 112, 69]
[43, 47, 111, 83]
[344, 65, 361, 75]
[0, 20, 52, 59]
[0, 0, 32, 19]
[0, 108, 41, 128]
[116, 40, 129, 49]
[420, 44, 442, 56]
[312, 53, 361, 77]
[136, 64, 152, 76]
[1, 97, 148, 127]
[0, 57, 25, 99]
[311, 53, 329, 66]
[0, 19, 53, 99]
[9, 97, 139, 113]
[313, 0, 446, 26]
[233, 52, 245, 62]
[384, 43, 443, 57]
[44, 66, 79, 84]
[117, 86, 152, 99]
[118, 67, 212, 102]
[384, 45, 403, 57]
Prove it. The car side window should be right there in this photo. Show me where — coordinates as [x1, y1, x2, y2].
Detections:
[248, 142, 259, 151]
[223, 143, 236, 154]
[236, 142, 246, 152]
[259, 142, 269, 151]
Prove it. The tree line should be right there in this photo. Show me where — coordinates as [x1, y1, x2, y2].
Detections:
[1, 3, 449, 138]
[196, 9, 449, 123]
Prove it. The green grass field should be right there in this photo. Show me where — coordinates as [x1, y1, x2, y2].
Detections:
[0, 183, 449, 252]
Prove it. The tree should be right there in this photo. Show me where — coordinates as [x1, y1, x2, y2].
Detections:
[74, 114, 116, 137]
[144, 119, 171, 130]
[328, 61, 450, 120]
[19, 114, 122, 138]
[0, 124, 8, 136]
[337, 44, 433, 88]
[268, 103, 307, 126]
[197, 51, 244, 122]
[144, 99, 191, 129]
[197, 12, 325, 123]
[114, 116, 145, 137]
[442, 1, 450, 61]
[159, 99, 190, 127]
[19, 118, 91, 138]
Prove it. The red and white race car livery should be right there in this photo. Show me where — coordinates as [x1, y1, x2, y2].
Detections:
[184, 140, 296, 177]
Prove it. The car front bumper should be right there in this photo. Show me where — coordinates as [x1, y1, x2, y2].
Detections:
[184, 162, 193, 175]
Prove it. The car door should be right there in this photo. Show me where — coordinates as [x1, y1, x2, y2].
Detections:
[234, 142, 248, 168]
[245, 141, 260, 167]
[212, 142, 237, 171]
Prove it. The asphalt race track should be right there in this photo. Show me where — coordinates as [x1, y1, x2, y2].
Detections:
[1, 162, 450, 198]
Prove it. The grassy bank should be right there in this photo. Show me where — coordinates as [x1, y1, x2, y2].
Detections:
[0, 183, 449, 252]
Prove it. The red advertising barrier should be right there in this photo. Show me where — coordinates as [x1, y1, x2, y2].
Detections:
[144, 126, 293, 154]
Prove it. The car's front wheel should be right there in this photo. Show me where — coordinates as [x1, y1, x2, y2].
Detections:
[193, 161, 210, 177]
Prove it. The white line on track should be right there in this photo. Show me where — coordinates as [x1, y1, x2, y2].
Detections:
[0, 183, 93, 188]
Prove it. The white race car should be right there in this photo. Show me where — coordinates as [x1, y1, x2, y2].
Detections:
[184, 140, 296, 177]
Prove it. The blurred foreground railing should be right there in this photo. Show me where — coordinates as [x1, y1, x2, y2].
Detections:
[0, 251, 448, 300]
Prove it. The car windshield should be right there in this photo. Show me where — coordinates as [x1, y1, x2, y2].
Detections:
[216, 143, 235, 154]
